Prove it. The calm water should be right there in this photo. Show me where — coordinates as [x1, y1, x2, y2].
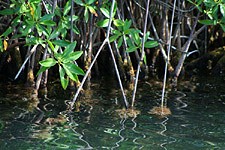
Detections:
[0, 76, 225, 150]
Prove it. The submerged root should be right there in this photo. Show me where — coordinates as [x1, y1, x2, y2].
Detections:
[148, 106, 171, 117]
[115, 108, 140, 118]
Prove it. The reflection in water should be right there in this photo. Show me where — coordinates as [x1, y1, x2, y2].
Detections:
[157, 117, 177, 150]
[1, 77, 225, 149]
[113, 117, 126, 149]
[68, 114, 93, 149]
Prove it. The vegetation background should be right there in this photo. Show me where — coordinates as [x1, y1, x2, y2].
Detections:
[0, 0, 225, 109]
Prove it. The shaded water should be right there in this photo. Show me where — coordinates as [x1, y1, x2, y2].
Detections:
[0, 76, 225, 149]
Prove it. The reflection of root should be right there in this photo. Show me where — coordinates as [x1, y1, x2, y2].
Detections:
[115, 108, 140, 118]
[44, 114, 67, 126]
[148, 106, 171, 117]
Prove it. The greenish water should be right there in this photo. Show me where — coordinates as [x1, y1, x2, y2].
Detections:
[0, 77, 225, 150]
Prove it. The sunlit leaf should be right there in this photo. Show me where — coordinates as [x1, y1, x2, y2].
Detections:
[220, 4, 225, 17]
[63, 0, 71, 16]
[47, 40, 55, 51]
[29, 0, 42, 3]
[74, 0, 84, 6]
[100, 7, 110, 18]
[63, 62, 85, 75]
[84, 7, 89, 23]
[72, 25, 80, 34]
[113, 19, 124, 27]
[144, 40, 158, 48]
[97, 19, 110, 27]
[88, 6, 97, 16]
[40, 20, 56, 26]
[39, 58, 57, 67]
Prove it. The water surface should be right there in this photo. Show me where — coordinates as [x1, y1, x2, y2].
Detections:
[0, 77, 225, 149]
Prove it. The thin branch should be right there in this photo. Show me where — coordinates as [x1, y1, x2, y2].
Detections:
[131, 0, 151, 108]
[70, 0, 128, 110]
[161, 0, 177, 108]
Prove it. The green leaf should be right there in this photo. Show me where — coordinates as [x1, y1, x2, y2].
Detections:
[62, 63, 79, 81]
[39, 14, 54, 22]
[72, 25, 80, 34]
[86, 0, 96, 5]
[26, 37, 44, 45]
[63, 62, 85, 75]
[40, 20, 56, 26]
[39, 58, 57, 67]
[113, 19, 124, 27]
[33, 3, 42, 21]
[143, 54, 147, 65]
[11, 16, 21, 27]
[59, 65, 69, 90]
[55, 7, 62, 17]
[49, 28, 61, 40]
[67, 51, 83, 61]
[144, 31, 150, 42]
[0, 27, 13, 38]
[47, 40, 55, 51]
[220, 4, 225, 17]
[131, 32, 141, 46]
[109, 34, 120, 42]
[97, 19, 110, 27]
[88, 6, 97, 16]
[52, 40, 70, 47]
[144, 40, 158, 48]
[29, 0, 42, 3]
[117, 36, 123, 49]
[0, 9, 15, 15]
[36, 24, 44, 36]
[100, 7, 110, 18]
[126, 46, 138, 53]
[70, 15, 79, 22]
[198, 19, 216, 25]
[63, 0, 71, 16]
[220, 23, 225, 32]
[62, 42, 77, 58]
[74, 0, 84, 6]
[0, 40, 3, 52]
[20, 3, 30, 13]
[36, 66, 49, 76]
[84, 7, 89, 23]
[123, 20, 132, 31]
